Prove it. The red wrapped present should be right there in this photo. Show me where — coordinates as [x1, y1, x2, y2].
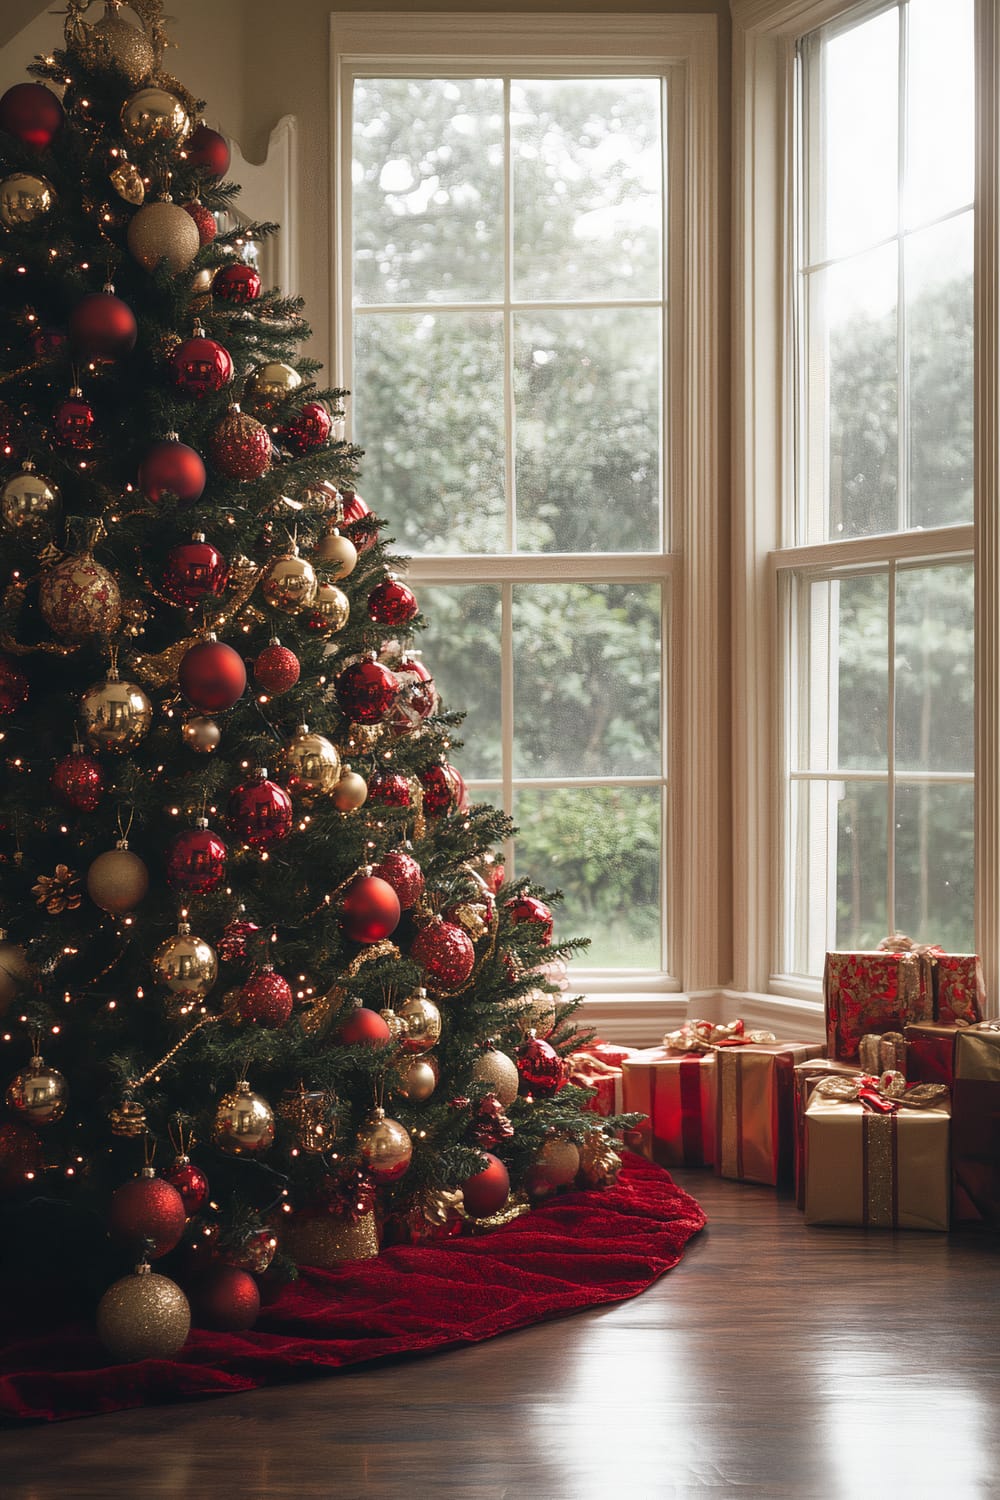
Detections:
[714, 1038, 825, 1185]
[933, 952, 985, 1027]
[568, 1041, 637, 1117]
[904, 1021, 968, 1088]
[792, 1057, 861, 1209]
[622, 1046, 716, 1167]
[952, 1022, 1000, 1224]
[824, 937, 936, 1061]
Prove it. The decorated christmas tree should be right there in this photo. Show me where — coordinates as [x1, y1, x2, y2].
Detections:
[0, 0, 629, 1359]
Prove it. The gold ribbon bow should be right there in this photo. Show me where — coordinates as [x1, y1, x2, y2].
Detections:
[814, 1070, 948, 1113]
[664, 1018, 777, 1054]
[876, 934, 942, 1016]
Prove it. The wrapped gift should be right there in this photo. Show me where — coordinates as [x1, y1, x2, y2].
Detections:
[792, 1057, 861, 1209]
[568, 1041, 637, 1117]
[858, 1031, 907, 1075]
[714, 1038, 825, 1186]
[824, 939, 936, 1060]
[804, 1073, 951, 1230]
[952, 1022, 1000, 1224]
[934, 952, 985, 1027]
[904, 1021, 967, 1088]
[621, 1046, 716, 1167]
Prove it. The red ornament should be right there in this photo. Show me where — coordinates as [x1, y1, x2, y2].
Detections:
[217, 912, 260, 963]
[472, 1094, 515, 1150]
[193, 1265, 260, 1332]
[138, 437, 206, 504]
[166, 821, 227, 894]
[254, 640, 300, 695]
[0, 653, 28, 715]
[366, 771, 411, 808]
[178, 638, 246, 712]
[340, 489, 377, 552]
[162, 534, 229, 606]
[53, 391, 96, 451]
[186, 123, 231, 178]
[506, 893, 554, 946]
[368, 578, 418, 627]
[390, 655, 437, 733]
[182, 200, 217, 245]
[515, 1034, 566, 1096]
[228, 772, 293, 849]
[460, 1152, 510, 1217]
[338, 1004, 392, 1046]
[278, 400, 332, 454]
[209, 406, 272, 481]
[31, 325, 67, 362]
[373, 849, 424, 909]
[108, 1173, 187, 1259]
[51, 744, 104, 811]
[335, 656, 398, 723]
[162, 1155, 209, 1216]
[420, 762, 466, 817]
[213, 263, 261, 304]
[0, 1120, 42, 1192]
[169, 331, 232, 396]
[69, 288, 137, 362]
[237, 968, 293, 1027]
[340, 874, 401, 944]
[411, 917, 475, 990]
[0, 82, 64, 150]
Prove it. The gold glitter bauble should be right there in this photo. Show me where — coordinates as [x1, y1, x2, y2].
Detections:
[120, 87, 190, 148]
[260, 550, 317, 613]
[0, 173, 56, 228]
[396, 990, 442, 1055]
[0, 939, 31, 1016]
[1, 465, 60, 530]
[6, 1054, 68, 1126]
[243, 360, 302, 416]
[314, 527, 357, 579]
[281, 1210, 378, 1266]
[85, 8, 155, 86]
[151, 923, 217, 998]
[395, 1053, 439, 1102]
[127, 200, 200, 274]
[96, 1265, 190, 1363]
[39, 551, 122, 641]
[80, 672, 153, 753]
[212, 1080, 275, 1155]
[357, 1107, 412, 1180]
[280, 725, 340, 796]
[86, 842, 149, 915]
[306, 582, 349, 635]
[181, 715, 221, 754]
[532, 1136, 580, 1191]
[332, 766, 367, 812]
[472, 1048, 520, 1107]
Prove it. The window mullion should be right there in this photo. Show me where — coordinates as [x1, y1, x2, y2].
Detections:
[887, 558, 897, 931]
[503, 76, 516, 556]
[896, 0, 909, 535]
[500, 579, 516, 874]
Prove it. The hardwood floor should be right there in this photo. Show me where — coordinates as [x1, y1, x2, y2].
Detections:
[4, 1169, 1000, 1499]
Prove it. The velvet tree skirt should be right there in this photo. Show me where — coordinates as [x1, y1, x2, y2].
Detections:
[0, 1153, 705, 1424]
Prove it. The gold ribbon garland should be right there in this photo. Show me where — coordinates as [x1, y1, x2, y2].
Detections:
[301, 940, 402, 1037]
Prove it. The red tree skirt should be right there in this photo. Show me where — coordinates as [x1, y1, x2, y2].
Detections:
[0, 1154, 705, 1424]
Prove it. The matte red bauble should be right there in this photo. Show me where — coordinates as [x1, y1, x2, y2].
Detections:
[138, 437, 206, 504]
[366, 771, 411, 808]
[368, 577, 418, 627]
[340, 489, 376, 551]
[108, 1173, 187, 1259]
[506, 893, 554, 946]
[178, 638, 246, 712]
[182, 200, 216, 244]
[237, 968, 293, 1027]
[339, 1004, 392, 1046]
[209, 405, 271, 481]
[186, 123, 231, 178]
[254, 640, 299, 695]
[0, 653, 28, 715]
[169, 330, 232, 396]
[391, 654, 437, 733]
[410, 917, 475, 990]
[166, 821, 227, 894]
[460, 1152, 510, 1218]
[212, 262, 260, 304]
[51, 745, 103, 810]
[162, 534, 228, 606]
[335, 656, 398, 723]
[278, 400, 332, 453]
[194, 1264, 260, 1332]
[227, 772, 293, 850]
[373, 849, 424, 909]
[420, 762, 466, 817]
[162, 1155, 208, 1216]
[340, 874, 401, 944]
[69, 287, 137, 361]
[0, 82, 64, 150]
[0, 1120, 42, 1193]
[53, 391, 96, 450]
[515, 1034, 566, 1096]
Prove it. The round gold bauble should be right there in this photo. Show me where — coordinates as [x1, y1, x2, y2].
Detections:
[85, 8, 155, 86]
[243, 361, 302, 416]
[181, 715, 221, 754]
[280, 725, 340, 797]
[507, 987, 557, 1039]
[212, 1080, 275, 1155]
[1, 466, 60, 530]
[150, 923, 217, 997]
[0, 938, 31, 1016]
[0, 173, 56, 228]
[191, 267, 213, 294]
[472, 1048, 520, 1108]
[395, 1053, 439, 1102]
[127, 200, 200, 274]
[533, 1135, 580, 1191]
[80, 673, 153, 753]
[397, 990, 442, 1055]
[332, 766, 367, 812]
[96, 1265, 190, 1363]
[86, 842, 149, 915]
[259, 550, 317, 614]
[314, 527, 358, 580]
[6, 1054, 68, 1126]
[357, 1107, 412, 1180]
[281, 1210, 379, 1266]
[306, 582, 349, 635]
[120, 87, 191, 148]
[39, 552, 122, 642]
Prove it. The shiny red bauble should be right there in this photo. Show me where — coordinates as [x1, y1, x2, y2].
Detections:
[335, 657, 398, 724]
[410, 917, 475, 990]
[278, 400, 332, 453]
[340, 489, 376, 551]
[338, 1004, 392, 1046]
[169, 333, 232, 397]
[237, 968, 293, 1027]
[51, 746, 104, 810]
[0, 1120, 42, 1193]
[340, 874, 401, 944]
[373, 849, 424, 909]
[108, 1174, 187, 1259]
[254, 641, 300, 695]
[69, 289, 137, 361]
[193, 1265, 260, 1332]
[227, 774, 293, 850]
[0, 653, 28, 715]
[166, 823, 227, 894]
[420, 762, 467, 817]
[138, 438, 206, 504]
[213, 263, 261, 304]
[182, 200, 217, 245]
[53, 393, 96, 450]
[0, 82, 64, 150]
[506, 893, 554, 946]
[162, 1156, 209, 1216]
[186, 123, 231, 178]
[178, 638, 246, 712]
[460, 1152, 510, 1218]
[515, 1034, 566, 1096]
[209, 407, 272, 481]
[368, 578, 418, 627]
[391, 655, 437, 733]
[366, 771, 411, 808]
[162, 535, 229, 606]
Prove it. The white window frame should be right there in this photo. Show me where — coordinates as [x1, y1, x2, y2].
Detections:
[330, 13, 720, 1043]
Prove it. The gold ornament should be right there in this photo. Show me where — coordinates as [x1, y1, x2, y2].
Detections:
[127, 199, 200, 274]
[295, 479, 339, 517]
[120, 86, 190, 148]
[190, 266, 213, 295]
[109, 1097, 148, 1136]
[0, 173, 56, 228]
[39, 550, 122, 642]
[396, 988, 442, 1055]
[280, 724, 340, 796]
[243, 361, 302, 416]
[181, 715, 220, 754]
[314, 526, 358, 579]
[260, 548, 317, 614]
[472, 1047, 520, 1108]
[80, 670, 153, 753]
[109, 154, 145, 205]
[1, 463, 60, 531]
[212, 1079, 275, 1155]
[465, 1192, 532, 1232]
[395, 1053, 439, 1102]
[32, 863, 82, 915]
[578, 1129, 623, 1188]
[6, 1054, 68, 1125]
[281, 1210, 378, 1266]
[96, 1264, 190, 1363]
[80, 3, 155, 86]
[507, 988, 557, 1039]
[227, 1228, 278, 1275]
[151, 922, 217, 999]
[531, 1136, 581, 1194]
[86, 841, 149, 915]
[357, 1106, 412, 1180]
[279, 1083, 337, 1154]
[0, 935, 31, 1015]
[306, 582, 349, 635]
[332, 765, 367, 812]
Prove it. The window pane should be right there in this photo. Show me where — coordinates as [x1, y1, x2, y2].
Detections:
[512, 583, 661, 778]
[417, 584, 502, 780]
[835, 781, 889, 951]
[787, 778, 844, 976]
[906, 0, 974, 229]
[894, 563, 974, 773]
[511, 77, 662, 301]
[794, 572, 889, 773]
[514, 308, 660, 553]
[894, 783, 974, 949]
[354, 311, 505, 553]
[514, 786, 662, 969]
[352, 78, 504, 305]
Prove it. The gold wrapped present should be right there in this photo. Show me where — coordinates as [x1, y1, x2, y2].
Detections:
[858, 1031, 908, 1075]
[714, 1039, 825, 1185]
[792, 1057, 861, 1209]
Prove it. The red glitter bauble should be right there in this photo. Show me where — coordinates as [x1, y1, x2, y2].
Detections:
[368, 578, 418, 626]
[506, 893, 554, 946]
[335, 656, 398, 723]
[108, 1174, 187, 1259]
[515, 1034, 566, 1096]
[166, 823, 227, 894]
[420, 762, 466, 817]
[53, 393, 95, 450]
[209, 406, 271, 481]
[366, 771, 411, 808]
[0, 653, 28, 716]
[0, 82, 64, 150]
[193, 1264, 260, 1333]
[138, 438, 206, 504]
[254, 640, 300, 695]
[390, 654, 437, 733]
[51, 745, 103, 811]
[212, 263, 261, 304]
[182, 200, 217, 245]
[69, 289, 137, 361]
[0, 1120, 42, 1193]
[169, 332, 232, 397]
[410, 917, 475, 990]
[460, 1152, 510, 1218]
[162, 1156, 209, 1216]
[340, 874, 401, 944]
[186, 123, 231, 178]
[338, 1004, 392, 1046]
[162, 535, 228, 606]
[227, 773, 293, 849]
[373, 849, 424, 909]
[178, 638, 246, 712]
[237, 968, 293, 1027]
[278, 400, 332, 454]
[217, 913, 260, 963]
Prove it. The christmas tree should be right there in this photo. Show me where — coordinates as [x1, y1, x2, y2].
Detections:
[0, 0, 628, 1357]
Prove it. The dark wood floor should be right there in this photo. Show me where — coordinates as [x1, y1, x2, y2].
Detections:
[4, 1170, 999, 1498]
